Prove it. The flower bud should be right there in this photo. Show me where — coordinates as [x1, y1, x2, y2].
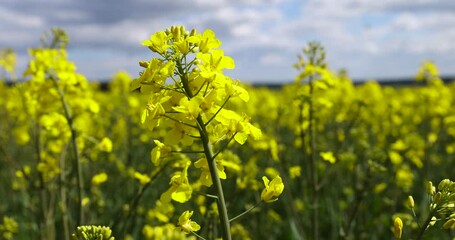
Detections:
[139, 61, 149, 68]
[393, 217, 403, 239]
[190, 28, 197, 36]
[442, 219, 455, 229]
[171, 26, 181, 41]
[438, 179, 450, 191]
[180, 25, 186, 35]
[426, 181, 436, 195]
[407, 196, 415, 208]
[449, 181, 455, 192]
[429, 216, 437, 226]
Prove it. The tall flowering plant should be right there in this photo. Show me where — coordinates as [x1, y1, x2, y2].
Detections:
[132, 26, 281, 240]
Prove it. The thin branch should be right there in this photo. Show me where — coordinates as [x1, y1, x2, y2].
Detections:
[229, 201, 262, 223]
[163, 114, 198, 128]
[212, 133, 237, 160]
[205, 96, 231, 127]
[171, 150, 205, 154]
[195, 191, 219, 199]
[191, 231, 207, 240]
[51, 75, 84, 226]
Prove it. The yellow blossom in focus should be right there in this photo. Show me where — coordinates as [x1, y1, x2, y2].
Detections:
[160, 162, 192, 203]
[198, 29, 221, 53]
[261, 175, 284, 203]
[142, 31, 171, 54]
[178, 211, 201, 234]
[172, 96, 204, 120]
[194, 158, 226, 187]
[151, 140, 171, 166]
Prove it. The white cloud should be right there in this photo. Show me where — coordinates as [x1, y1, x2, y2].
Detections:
[393, 12, 421, 31]
[260, 53, 286, 65]
[0, 7, 43, 28]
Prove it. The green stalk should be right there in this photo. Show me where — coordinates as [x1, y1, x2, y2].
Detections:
[116, 162, 168, 238]
[35, 128, 50, 240]
[197, 121, 231, 240]
[308, 75, 319, 240]
[229, 201, 262, 223]
[52, 77, 83, 227]
[59, 148, 70, 240]
[19, 85, 50, 239]
[415, 210, 435, 240]
[177, 61, 231, 240]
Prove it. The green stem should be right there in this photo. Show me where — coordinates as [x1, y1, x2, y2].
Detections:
[212, 133, 237, 160]
[308, 75, 319, 240]
[51, 76, 83, 226]
[198, 124, 231, 240]
[410, 208, 421, 228]
[20, 86, 49, 239]
[273, 146, 306, 239]
[178, 61, 231, 240]
[116, 162, 169, 238]
[205, 96, 231, 127]
[341, 166, 371, 239]
[192, 231, 208, 240]
[32, 120, 50, 240]
[415, 210, 435, 240]
[171, 150, 205, 154]
[163, 114, 198, 128]
[229, 201, 262, 223]
[195, 191, 219, 199]
[59, 148, 70, 240]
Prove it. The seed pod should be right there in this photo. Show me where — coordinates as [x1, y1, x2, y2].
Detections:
[433, 191, 442, 204]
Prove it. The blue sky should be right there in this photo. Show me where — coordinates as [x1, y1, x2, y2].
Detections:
[1, 0, 454, 83]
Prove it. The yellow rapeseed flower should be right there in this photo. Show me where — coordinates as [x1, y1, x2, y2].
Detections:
[320, 151, 336, 164]
[178, 210, 201, 234]
[91, 172, 108, 186]
[393, 217, 403, 239]
[98, 137, 113, 152]
[261, 175, 284, 203]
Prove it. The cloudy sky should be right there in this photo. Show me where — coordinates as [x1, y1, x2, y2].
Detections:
[1, 0, 454, 83]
